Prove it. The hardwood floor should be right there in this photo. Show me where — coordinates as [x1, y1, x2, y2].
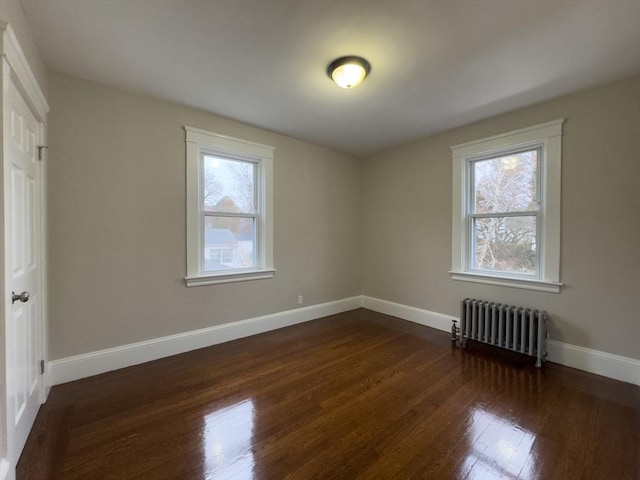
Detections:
[17, 309, 640, 479]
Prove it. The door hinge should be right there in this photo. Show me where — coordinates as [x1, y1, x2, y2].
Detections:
[37, 146, 48, 161]
[40, 360, 45, 375]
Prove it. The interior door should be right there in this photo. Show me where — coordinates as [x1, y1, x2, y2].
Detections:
[3, 71, 44, 476]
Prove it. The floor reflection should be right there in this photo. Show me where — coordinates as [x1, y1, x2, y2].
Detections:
[460, 408, 536, 479]
[202, 399, 256, 480]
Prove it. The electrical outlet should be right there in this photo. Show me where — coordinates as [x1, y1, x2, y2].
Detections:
[297, 295, 303, 305]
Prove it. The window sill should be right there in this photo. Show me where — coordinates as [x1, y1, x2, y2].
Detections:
[185, 269, 276, 287]
[449, 271, 561, 293]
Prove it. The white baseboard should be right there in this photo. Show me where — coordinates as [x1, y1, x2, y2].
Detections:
[362, 296, 456, 332]
[546, 340, 640, 386]
[49, 296, 363, 386]
[362, 295, 640, 386]
[49, 295, 640, 387]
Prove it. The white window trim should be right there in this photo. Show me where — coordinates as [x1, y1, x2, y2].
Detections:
[184, 126, 275, 287]
[450, 119, 564, 293]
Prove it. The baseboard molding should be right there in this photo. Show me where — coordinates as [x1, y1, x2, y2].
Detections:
[362, 296, 456, 333]
[546, 340, 640, 386]
[362, 296, 640, 386]
[49, 296, 363, 386]
[49, 295, 640, 387]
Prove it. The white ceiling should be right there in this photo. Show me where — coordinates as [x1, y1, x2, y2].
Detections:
[19, 0, 640, 156]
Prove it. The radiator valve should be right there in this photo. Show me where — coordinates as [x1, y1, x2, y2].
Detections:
[451, 319, 459, 341]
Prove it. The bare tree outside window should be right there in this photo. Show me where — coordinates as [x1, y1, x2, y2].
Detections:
[203, 156, 254, 213]
[471, 150, 539, 275]
[227, 161, 255, 213]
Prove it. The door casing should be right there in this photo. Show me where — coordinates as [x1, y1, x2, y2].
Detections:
[0, 22, 49, 480]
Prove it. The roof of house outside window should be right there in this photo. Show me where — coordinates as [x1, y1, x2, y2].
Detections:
[204, 228, 237, 245]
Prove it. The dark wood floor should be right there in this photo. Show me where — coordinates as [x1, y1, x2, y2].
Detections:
[17, 309, 640, 479]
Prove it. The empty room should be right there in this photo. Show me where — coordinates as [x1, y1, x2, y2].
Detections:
[0, 0, 639, 479]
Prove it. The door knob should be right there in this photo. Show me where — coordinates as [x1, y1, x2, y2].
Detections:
[11, 291, 30, 304]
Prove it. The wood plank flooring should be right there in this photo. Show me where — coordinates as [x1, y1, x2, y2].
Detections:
[17, 309, 640, 479]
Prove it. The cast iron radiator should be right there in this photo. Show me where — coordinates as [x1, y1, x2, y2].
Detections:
[458, 298, 548, 367]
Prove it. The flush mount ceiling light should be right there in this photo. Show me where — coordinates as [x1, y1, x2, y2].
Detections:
[327, 56, 371, 89]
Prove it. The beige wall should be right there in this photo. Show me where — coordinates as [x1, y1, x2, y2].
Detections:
[362, 76, 640, 360]
[0, 0, 47, 95]
[48, 72, 361, 359]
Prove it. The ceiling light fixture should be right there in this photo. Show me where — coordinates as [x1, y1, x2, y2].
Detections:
[327, 56, 371, 89]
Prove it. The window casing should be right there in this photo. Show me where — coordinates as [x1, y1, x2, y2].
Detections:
[185, 126, 275, 286]
[450, 120, 563, 293]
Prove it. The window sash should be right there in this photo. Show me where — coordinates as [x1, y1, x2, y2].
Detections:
[468, 212, 540, 278]
[200, 214, 258, 273]
[200, 153, 259, 215]
[465, 147, 542, 279]
[199, 151, 261, 274]
[203, 212, 258, 219]
[469, 211, 538, 219]
[468, 146, 542, 215]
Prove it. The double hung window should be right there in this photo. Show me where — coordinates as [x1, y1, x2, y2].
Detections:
[185, 127, 274, 286]
[450, 120, 563, 292]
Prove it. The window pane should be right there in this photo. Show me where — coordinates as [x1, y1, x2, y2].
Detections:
[203, 155, 255, 214]
[473, 216, 536, 275]
[203, 217, 255, 272]
[474, 150, 537, 214]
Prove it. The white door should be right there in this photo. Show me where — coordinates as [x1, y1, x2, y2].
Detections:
[3, 72, 45, 477]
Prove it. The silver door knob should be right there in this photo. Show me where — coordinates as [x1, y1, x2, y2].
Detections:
[11, 291, 29, 304]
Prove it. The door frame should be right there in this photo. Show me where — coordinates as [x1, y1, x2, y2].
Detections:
[0, 22, 49, 480]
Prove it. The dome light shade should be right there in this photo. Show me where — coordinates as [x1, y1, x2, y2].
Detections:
[327, 56, 371, 89]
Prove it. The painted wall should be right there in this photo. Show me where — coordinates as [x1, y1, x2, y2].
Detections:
[362, 76, 640, 360]
[0, 0, 47, 95]
[47, 72, 362, 359]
